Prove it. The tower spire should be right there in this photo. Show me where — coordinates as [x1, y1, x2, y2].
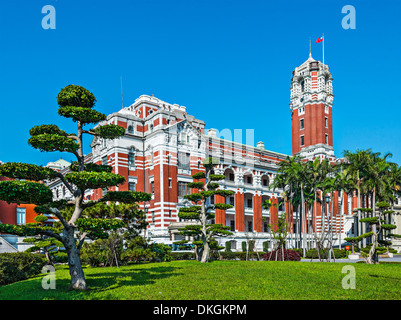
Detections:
[309, 38, 312, 58]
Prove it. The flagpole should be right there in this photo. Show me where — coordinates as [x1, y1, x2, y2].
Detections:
[322, 33, 325, 69]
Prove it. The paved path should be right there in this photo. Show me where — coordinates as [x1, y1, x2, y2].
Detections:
[300, 254, 401, 263]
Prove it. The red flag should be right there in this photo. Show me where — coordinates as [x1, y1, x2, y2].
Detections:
[316, 36, 324, 43]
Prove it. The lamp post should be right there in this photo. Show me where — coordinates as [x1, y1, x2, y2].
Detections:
[325, 194, 332, 261]
[338, 197, 343, 250]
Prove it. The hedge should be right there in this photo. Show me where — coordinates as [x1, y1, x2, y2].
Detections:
[0, 252, 47, 286]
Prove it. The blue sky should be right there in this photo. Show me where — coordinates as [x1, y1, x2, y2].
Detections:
[0, 0, 400, 165]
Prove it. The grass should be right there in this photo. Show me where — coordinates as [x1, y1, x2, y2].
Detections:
[1, 260, 401, 300]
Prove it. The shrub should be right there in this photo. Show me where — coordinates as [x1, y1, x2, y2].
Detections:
[121, 247, 154, 263]
[170, 252, 196, 260]
[305, 248, 346, 259]
[220, 251, 236, 260]
[80, 242, 109, 267]
[53, 251, 68, 263]
[0, 252, 47, 286]
[262, 249, 301, 261]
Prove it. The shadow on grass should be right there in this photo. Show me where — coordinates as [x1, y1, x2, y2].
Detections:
[0, 264, 184, 300]
[85, 265, 183, 291]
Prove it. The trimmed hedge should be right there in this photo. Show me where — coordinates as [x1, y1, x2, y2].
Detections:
[170, 252, 196, 260]
[305, 248, 347, 259]
[0, 252, 47, 286]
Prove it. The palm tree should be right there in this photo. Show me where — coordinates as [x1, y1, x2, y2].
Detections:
[332, 163, 356, 249]
[343, 149, 373, 241]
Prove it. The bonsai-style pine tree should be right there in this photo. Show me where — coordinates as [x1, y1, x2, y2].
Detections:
[0, 85, 151, 290]
[175, 157, 234, 263]
[345, 202, 400, 264]
[22, 214, 64, 265]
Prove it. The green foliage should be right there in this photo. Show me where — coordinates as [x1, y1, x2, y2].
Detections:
[345, 231, 374, 244]
[58, 106, 107, 124]
[0, 162, 58, 181]
[305, 248, 347, 259]
[65, 171, 125, 190]
[101, 191, 152, 203]
[192, 172, 205, 180]
[214, 203, 233, 210]
[91, 124, 125, 139]
[57, 84, 97, 109]
[209, 174, 226, 181]
[187, 182, 204, 189]
[170, 252, 196, 260]
[183, 193, 203, 202]
[214, 189, 235, 197]
[0, 252, 47, 286]
[381, 224, 397, 230]
[80, 242, 109, 267]
[359, 217, 379, 224]
[70, 162, 113, 173]
[75, 218, 125, 239]
[0, 180, 53, 205]
[28, 134, 79, 153]
[29, 124, 69, 137]
[376, 201, 391, 209]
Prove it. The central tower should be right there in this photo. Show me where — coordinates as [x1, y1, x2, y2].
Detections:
[290, 53, 335, 161]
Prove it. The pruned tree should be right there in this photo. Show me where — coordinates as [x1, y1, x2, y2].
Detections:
[175, 157, 234, 263]
[22, 214, 64, 265]
[0, 85, 151, 290]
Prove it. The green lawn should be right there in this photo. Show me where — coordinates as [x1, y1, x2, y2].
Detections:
[1, 260, 401, 300]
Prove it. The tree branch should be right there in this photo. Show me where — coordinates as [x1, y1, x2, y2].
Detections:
[81, 197, 108, 209]
[77, 232, 88, 250]
[47, 207, 70, 230]
[55, 172, 76, 195]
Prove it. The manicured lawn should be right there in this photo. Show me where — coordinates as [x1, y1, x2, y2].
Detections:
[1, 260, 401, 300]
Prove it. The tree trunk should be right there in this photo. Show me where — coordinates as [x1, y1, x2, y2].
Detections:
[64, 228, 87, 290]
[200, 240, 210, 263]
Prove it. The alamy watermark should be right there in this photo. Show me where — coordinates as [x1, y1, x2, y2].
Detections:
[41, 265, 56, 290]
[341, 265, 356, 289]
[342, 5, 356, 29]
[41, 5, 56, 30]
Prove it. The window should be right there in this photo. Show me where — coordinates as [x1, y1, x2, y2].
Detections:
[229, 196, 235, 206]
[245, 176, 252, 184]
[16, 208, 26, 225]
[263, 221, 270, 233]
[129, 182, 135, 191]
[300, 119, 304, 130]
[247, 198, 253, 209]
[325, 134, 328, 144]
[325, 117, 328, 128]
[102, 156, 108, 166]
[229, 173, 234, 181]
[247, 221, 253, 232]
[169, 178, 172, 188]
[178, 182, 190, 197]
[230, 220, 235, 232]
[128, 125, 134, 134]
[169, 210, 172, 218]
[300, 135, 305, 146]
[300, 79, 305, 92]
[128, 152, 135, 166]
[262, 176, 269, 186]
[151, 181, 155, 194]
[178, 152, 190, 170]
